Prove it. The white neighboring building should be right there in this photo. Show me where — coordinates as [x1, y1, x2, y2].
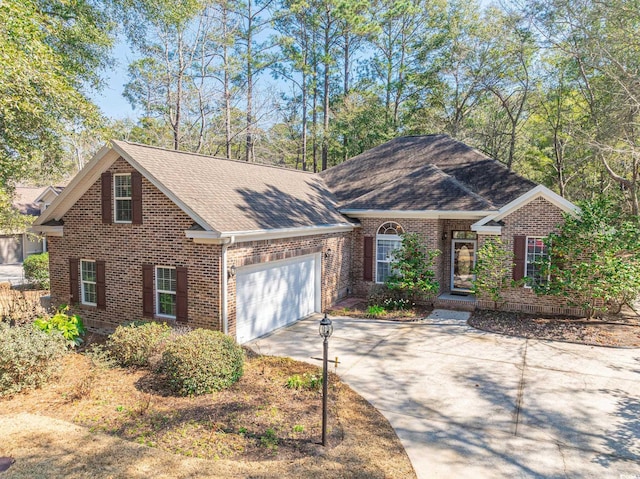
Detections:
[0, 186, 64, 264]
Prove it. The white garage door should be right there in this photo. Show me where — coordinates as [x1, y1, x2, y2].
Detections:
[236, 254, 320, 344]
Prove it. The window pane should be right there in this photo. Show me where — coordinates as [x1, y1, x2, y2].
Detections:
[115, 199, 132, 222]
[83, 283, 97, 304]
[526, 237, 549, 285]
[377, 239, 401, 261]
[81, 261, 96, 282]
[115, 174, 132, 198]
[377, 262, 391, 283]
[158, 292, 176, 316]
[157, 267, 176, 292]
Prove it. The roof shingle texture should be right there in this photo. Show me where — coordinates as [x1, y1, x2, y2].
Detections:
[113, 141, 351, 232]
[320, 135, 537, 211]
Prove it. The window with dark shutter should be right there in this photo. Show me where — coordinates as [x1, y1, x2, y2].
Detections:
[131, 171, 143, 224]
[69, 258, 79, 304]
[176, 267, 188, 323]
[96, 260, 106, 310]
[101, 172, 112, 224]
[142, 264, 154, 317]
[363, 236, 374, 281]
[513, 235, 526, 282]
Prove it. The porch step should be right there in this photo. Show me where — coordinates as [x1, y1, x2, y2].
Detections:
[434, 293, 477, 312]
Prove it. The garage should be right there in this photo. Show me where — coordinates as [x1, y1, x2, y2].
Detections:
[236, 254, 321, 344]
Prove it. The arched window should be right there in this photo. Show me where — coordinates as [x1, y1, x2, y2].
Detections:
[376, 222, 404, 283]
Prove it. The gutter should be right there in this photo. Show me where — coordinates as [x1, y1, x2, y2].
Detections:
[221, 235, 235, 335]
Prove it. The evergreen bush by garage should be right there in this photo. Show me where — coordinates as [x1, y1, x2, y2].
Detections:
[159, 329, 244, 396]
[107, 321, 172, 368]
[23, 252, 49, 289]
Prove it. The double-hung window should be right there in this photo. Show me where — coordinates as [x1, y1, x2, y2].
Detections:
[81, 260, 97, 306]
[156, 266, 177, 318]
[525, 237, 549, 286]
[114, 173, 132, 222]
[376, 222, 404, 283]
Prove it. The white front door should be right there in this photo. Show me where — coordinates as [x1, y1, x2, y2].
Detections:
[451, 239, 476, 292]
[235, 254, 320, 344]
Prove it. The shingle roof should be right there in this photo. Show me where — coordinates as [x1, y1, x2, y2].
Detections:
[113, 141, 352, 232]
[320, 134, 537, 211]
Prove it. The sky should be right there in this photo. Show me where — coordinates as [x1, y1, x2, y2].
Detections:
[92, 40, 137, 120]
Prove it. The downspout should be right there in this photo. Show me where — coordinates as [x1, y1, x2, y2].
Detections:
[221, 235, 235, 335]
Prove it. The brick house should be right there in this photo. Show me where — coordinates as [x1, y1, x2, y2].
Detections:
[34, 135, 579, 342]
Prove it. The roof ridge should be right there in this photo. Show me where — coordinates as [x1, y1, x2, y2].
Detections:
[113, 140, 317, 176]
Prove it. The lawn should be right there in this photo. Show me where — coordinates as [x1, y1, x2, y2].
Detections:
[0, 340, 416, 479]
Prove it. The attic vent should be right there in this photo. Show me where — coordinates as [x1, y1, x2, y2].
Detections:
[377, 222, 404, 236]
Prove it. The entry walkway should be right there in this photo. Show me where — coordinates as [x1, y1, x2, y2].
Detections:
[248, 311, 640, 478]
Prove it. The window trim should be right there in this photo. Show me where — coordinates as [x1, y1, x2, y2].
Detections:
[113, 173, 133, 223]
[524, 236, 549, 288]
[375, 222, 404, 284]
[80, 259, 97, 306]
[155, 265, 177, 319]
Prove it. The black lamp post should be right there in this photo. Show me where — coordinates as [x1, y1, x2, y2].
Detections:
[319, 313, 333, 446]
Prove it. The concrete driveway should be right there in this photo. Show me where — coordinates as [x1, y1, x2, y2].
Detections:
[0, 264, 26, 285]
[247, 311, 640, 478]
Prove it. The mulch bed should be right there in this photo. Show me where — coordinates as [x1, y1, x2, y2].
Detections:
[328, 298, 432, 322]
[0, 346, 415, 478]
[469, 309, 640, 348]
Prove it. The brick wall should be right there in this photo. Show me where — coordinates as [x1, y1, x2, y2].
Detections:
[50, 156, 352, 334]
[49, 157, 223, 331]
[351, 218, 440, 296]
[476, 196, 579, 315]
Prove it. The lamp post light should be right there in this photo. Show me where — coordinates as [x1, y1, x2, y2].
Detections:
[319, 313, 333, 446]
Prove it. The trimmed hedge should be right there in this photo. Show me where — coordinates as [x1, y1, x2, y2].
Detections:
[0, 323, 68, 396]
[23, 252, 49, 289]
[159, 329, 244, 396]
[107, 321, 172, 368]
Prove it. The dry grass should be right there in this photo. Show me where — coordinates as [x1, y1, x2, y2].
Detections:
[0, 348, 415, 479]
[0, 287, 48, 325]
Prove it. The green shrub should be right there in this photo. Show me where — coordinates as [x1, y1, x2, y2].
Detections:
[34, 306, 85, 346]
[385, 232, 440, 302]
[107, 321, 172, 368]
[382, 297, 413, 311]
[0, 323, 68, 396]
[367, 283, 404, 306]
[285, 372, 322, 391]
[366, 305, 386, 317]
[159, 329, 244, 396]
[23, 252, 49, 289]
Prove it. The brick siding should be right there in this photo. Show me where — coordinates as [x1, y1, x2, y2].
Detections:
[50, 157, 352, 334]
[476, 196, 579, 315]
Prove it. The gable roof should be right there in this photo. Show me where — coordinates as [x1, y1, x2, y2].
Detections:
[320, 134, 537, 212]
[35, 141, 353, 236]
[13, 185, 64, 216]
[471, 184, 579, 234]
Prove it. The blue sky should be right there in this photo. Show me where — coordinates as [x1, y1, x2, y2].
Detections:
[92, 40, 137, 119]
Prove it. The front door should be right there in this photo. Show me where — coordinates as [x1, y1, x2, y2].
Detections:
[451, 239, 476, 292]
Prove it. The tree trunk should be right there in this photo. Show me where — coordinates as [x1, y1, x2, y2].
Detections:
[245, 0, 254, 162]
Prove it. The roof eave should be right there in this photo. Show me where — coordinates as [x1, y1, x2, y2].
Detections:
[33, 225, 63, 236]
[339, 209, 496, 220]
[471, 225, 502, 235]
[186, 223, 356, 244]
